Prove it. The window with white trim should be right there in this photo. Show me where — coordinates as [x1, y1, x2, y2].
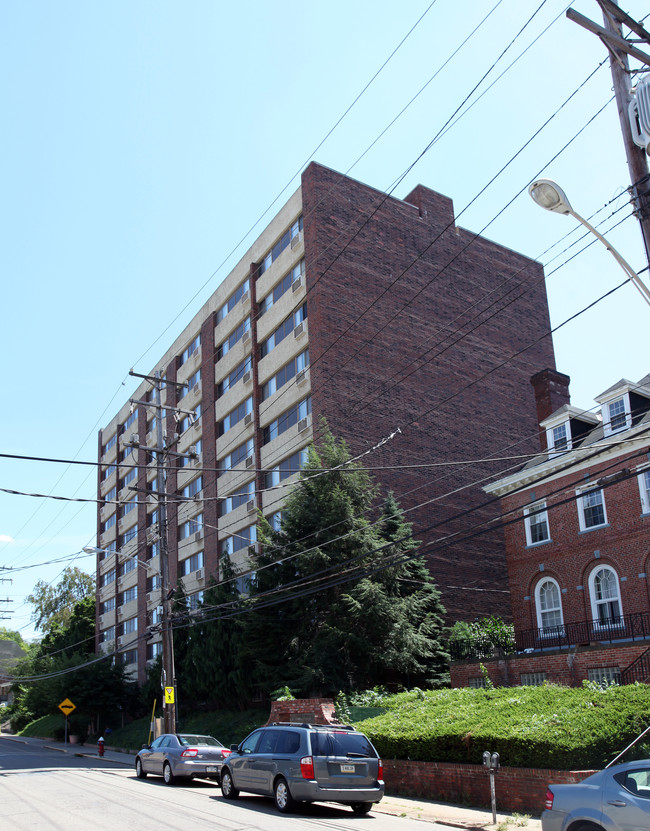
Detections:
[638, 468, 650, 515]
[606, 397, 628, 433]
[535, 578, 564, 636]
[577, 487, 607, 531]
[550, 422, 569, 454]
[589, 566, 623, 627]
[524, 502, 550, 546]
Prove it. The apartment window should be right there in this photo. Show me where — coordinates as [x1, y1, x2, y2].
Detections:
[122, 617, 137, 635]
[102, 463, 116, 481]
[119, 498, 136, 518]
[218, 439, 253, 474]
[217, 317, 251, 360]
[221, 524, 256, 557]
[218, 396, 253, 436]
[123, 409, 138, 432]
[269, 511, 284, 532]
[264, 448, 309, 488]
[101, 569, 116, 587]
[524, 502, 550, 546]
[577, 487, 607, 531]
[102, 514, 116, 533]
[262, 349, 309, 400]
[550, 422, 569, 454]
[520, 672, 546, 686]
[102, 434, 117, 455]
[104, 486, 117, 503]
[181, 476, 203, 500]
[587, 666, 621, 685]
[149, 607, 163, 625]
[263, 397, 311, 444]
[260, 304, 307, 358]
[180, 334, 201, 366]
[606, 397, 628, 434]
[216, 279, 250, 324]
[258, 217, 303, 276]
[147, 510, 159, 528]
[100, 597, 116, 614]
[178, 513, 203, 540]
[121, 468, 137, 488]
[589, 566, 623, 627]
[120, 586, 137, 604]
[535, 578, 564, 636]
[101, 626, 115, 642]
[179, 438, 202, 468]
[219, 480, 254, 516]
[147, 641, 163, 660]
[120, 649, 138, 665]
[259, 259, 305, 315]
[119, 524, 138, 546]
[178, 369, 201, 401]
[121, 557, 137, 576]
[639, 468, 650, 514]
[181, 551, 204, 576]
[217, 356, 252, 397]
[147, 541, 160, 560]
[187, 590, 204, 611]
[178, 404, 201, 434]
[147, 574, 162, 592]
[101, 541, 117, 556]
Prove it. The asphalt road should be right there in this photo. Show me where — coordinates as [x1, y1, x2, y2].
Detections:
[0, 737, 431, 831]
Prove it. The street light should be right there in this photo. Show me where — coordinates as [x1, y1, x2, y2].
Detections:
[83, 546, 153, 571]
[528, 178, 650, 307]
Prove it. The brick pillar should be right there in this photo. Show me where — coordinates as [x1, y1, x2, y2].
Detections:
[530, 369, 571, 450]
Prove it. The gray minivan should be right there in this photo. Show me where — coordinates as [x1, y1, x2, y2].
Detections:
[220, 722, 384, 814]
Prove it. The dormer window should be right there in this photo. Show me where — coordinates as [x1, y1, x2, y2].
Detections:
[605, 396, 629, 434]
[551, 423, 569, 453]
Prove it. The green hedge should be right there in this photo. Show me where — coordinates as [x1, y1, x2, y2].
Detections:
[355, 684, 650, 770]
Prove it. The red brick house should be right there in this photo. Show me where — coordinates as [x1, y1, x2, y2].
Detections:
[450, 368, 650, 688]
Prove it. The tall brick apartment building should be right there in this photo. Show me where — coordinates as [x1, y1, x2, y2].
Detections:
[451, 369, 650, 688]
[95, 162, 556, 682]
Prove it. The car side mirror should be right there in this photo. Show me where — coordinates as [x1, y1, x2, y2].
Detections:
[230, 744, 239, 752]
[141, 743, 150, 749]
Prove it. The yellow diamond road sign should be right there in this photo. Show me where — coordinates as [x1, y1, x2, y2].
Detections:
[164, 687, 175, 705]
[58, 698, 76, 716]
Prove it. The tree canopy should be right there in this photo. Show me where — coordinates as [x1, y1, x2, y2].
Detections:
[26, 566, 95, 632]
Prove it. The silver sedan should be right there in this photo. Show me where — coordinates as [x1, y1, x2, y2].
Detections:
[542, 759, 650, 831]
[135, 733, 231, 785]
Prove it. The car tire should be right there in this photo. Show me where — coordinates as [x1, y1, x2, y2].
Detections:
[575, 825, 604, 831]
[274, 777, 296, 813]
[163, 762, 175, 786]
[221, 769, 239, 799]
[135, 758, 147, 779]
[351, 802, 372, 815]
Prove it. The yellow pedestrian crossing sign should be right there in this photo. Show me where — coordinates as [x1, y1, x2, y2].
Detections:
[58, 698, 76, 716]
[164, 687, 175, 704]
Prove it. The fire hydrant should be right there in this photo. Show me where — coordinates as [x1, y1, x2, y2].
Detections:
[98, 736, 105, 757]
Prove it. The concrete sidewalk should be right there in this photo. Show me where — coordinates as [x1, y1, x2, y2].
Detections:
[1, 734, 541, 829]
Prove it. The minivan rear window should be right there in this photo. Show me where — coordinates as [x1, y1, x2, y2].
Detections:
[310, 731, 376, 758]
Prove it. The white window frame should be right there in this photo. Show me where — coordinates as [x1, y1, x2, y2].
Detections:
[602, 394, 631, 437]
[524, 502, 550, 546]
[576, 487, 608, 532]
[546, 421, 571, 456]
[638, 467, 650, 515]
[534, 578, 564, 637]
[588, 566, 623, 629]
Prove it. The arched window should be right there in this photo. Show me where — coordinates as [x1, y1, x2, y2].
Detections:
[535, 578, 564, 636]
[589, 566, 623, 628]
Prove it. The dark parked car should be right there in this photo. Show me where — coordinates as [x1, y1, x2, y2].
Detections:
[542, 759, 650, 831]
[220, 722, 384, 814]
[135, 733, 231, 785]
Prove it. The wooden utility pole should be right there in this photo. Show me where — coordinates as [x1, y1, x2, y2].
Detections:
[567, 0, 650, 267]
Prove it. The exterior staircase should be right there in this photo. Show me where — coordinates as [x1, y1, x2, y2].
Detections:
[621, 646, 650, 684]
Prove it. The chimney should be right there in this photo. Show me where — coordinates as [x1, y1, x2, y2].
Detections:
[530, 369, 571, 451]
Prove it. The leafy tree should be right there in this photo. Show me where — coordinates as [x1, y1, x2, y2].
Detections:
[0, 627, 29, 649]
[447, 615, 515, 660]
[26, 566, 95, 632]
[243, 426, 448, 697]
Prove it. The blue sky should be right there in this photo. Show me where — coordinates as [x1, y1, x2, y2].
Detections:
[1, 0, 647, 640]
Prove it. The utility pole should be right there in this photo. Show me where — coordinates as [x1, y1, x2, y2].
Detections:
[129, 369, 188, 735]
[567, 0, 650, 268]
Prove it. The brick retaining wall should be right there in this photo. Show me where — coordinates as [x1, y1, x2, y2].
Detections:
[384, 759, 595, 814]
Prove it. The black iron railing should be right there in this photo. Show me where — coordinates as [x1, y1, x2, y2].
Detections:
[449, 611, 650, 662]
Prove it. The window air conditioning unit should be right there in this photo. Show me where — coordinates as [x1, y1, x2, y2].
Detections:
[99, 614, 105, 628]
[292, 276, 303, 292]
[294, 322, 304, 338]
[194, 529, 203, 543]
[247, 499, 256, 514]
[630, 76, 650, 154]
[245, 455, 254, 468]
[290, 232, 302, 249]
[242, 330, 251, 344]
[298, 417, 310, 433]
[191, 383, 200, 397]
[145, 432, 153, 444]
[296, 369, 306, 385]
[117, 576, 125, 588]
[146, 592, 153, 603]
[117, 608, 124, 620]
[196, 568, 204, 582]
[244, 412, 253, 426]
[241, 290, 250, 305]
[243, 370, 252, 384]
[117, 636, 124, 647]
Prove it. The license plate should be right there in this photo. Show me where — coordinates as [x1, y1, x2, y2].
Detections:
[341, 764, 355, 773]
[206, 766, 217, 773]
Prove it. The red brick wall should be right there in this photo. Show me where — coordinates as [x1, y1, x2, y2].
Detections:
[301, 162, 557, 621]
[265, 697, 337, 726]
[384, 759, 595, 814]
[450, 642, 650, 688]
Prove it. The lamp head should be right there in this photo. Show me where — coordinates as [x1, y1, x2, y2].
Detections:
[528, 178, 573, 215]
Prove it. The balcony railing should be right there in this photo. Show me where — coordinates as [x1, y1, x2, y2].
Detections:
[449, 611, 650, 662]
